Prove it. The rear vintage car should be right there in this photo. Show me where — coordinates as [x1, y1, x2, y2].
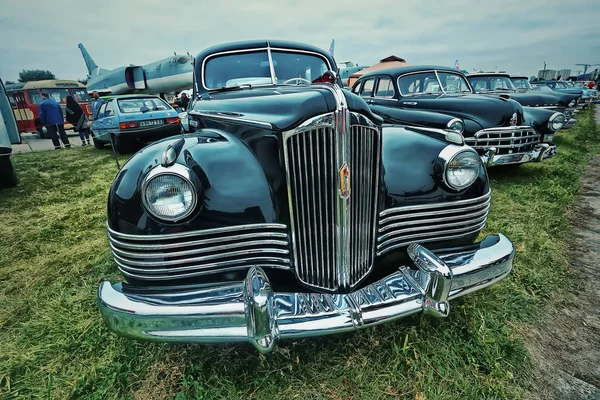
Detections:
[352, 67, 564, 167]
[98, 40, 515, 353]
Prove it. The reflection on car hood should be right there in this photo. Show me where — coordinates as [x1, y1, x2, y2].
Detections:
[190, 85, 381, 131]
[403, 93, 522, 128]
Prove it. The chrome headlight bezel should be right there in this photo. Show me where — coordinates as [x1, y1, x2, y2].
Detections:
[141, 164, 198, 222]
[446, 118, 464, 135]
[439, 146, 482, 191]
[548, 112, 565, 132]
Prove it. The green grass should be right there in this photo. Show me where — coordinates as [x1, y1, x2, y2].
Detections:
[1, 108, 599, 399]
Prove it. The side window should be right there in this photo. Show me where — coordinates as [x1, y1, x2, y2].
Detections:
[360, 79, 375, 97]
[351, 82, 362, 94]
[105, 101, 115, 116]
[98, 102, 108, 119]
[375, 78, 395, 97]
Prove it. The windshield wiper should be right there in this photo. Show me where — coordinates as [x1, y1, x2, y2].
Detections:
[210, 84, 253, 93]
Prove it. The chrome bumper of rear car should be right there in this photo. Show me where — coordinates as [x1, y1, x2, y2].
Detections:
[563, 118, 577, 129]
[481, 143, 557, 166]
[98, 233, 514, 353]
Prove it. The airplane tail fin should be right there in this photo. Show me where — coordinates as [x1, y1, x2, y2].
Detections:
[328, 39, 335, 58]
[78, 43, 98, 75]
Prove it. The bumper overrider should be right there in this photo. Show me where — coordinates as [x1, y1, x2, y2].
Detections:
[98, 234, 515, 353]
[481, 143, 557, 166]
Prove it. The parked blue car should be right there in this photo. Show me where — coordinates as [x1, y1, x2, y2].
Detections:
[90, 95, 183, 153]
[535, 81, 590, 107]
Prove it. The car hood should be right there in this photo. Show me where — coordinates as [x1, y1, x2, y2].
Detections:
[506, 92, 559, 107]
[190, 85, 381, 131]
[406, 93, 523, 129]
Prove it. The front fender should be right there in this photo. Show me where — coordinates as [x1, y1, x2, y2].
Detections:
[108, 130, 279, 234]
[381, 125, 489, 209]
[522, 106, 560, 137]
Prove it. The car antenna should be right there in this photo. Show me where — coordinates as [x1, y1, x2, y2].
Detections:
[108, 132, 121, 170]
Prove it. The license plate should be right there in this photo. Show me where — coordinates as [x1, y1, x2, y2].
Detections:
[139, 119, 164, 127]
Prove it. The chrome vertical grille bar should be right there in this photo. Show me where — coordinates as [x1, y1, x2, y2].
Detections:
[283, 107, 381, 292]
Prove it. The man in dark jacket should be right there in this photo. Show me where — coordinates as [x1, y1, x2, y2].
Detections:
[39, 93, 71, 149]
[177, 92, 189, 110]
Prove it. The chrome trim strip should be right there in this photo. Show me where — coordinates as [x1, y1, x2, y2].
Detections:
[109, 239, 289, 259]
[380, 190, 491, 217]
[115, 255, 291, 276]
[379, 204, 490, 233]
[187, 111, 273, 130]
[113, 247, 289, 268]
[376, 222, 487, 256]
[108, 231, 288, 251]
[106, 223, 287, 241]
[116, 261, 291, 281]
[378, 215, 488, 242]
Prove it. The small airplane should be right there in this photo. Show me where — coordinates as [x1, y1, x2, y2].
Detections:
[78, 43, 193, 99]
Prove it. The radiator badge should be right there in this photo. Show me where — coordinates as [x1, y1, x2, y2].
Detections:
[339, 162, 351, 199]
[510, 112, 518, 126]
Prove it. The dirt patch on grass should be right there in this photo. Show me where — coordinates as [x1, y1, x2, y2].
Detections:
[525, 155, 600, 400]
[133, 355, 185, 400]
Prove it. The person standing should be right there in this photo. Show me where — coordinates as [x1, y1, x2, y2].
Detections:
[39, 93, 71, 149]
[90, 90, 105, 120]
[65, 95, 91, 146]
[178, 92, 189, 110]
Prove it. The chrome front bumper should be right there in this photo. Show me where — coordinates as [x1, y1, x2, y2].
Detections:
[98, 234, 514, 353]
[481, 143, 557, 166]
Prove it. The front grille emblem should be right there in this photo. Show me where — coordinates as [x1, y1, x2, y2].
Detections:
[510, 112, 518, 126]
[338, 162, 351, 199]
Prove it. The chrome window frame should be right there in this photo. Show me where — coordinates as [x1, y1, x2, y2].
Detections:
[397, 70, 473, 97]
[373, 76, 396, 99]
[200, 45, 334, 91]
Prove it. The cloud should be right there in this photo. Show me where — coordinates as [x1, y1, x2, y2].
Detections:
[0, 0, 597, 81]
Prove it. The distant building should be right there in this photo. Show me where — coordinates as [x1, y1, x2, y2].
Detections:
[537, 69, 557, 80]
[555, 69, 571, 80]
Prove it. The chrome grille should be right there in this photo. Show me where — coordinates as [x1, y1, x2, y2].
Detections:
[464, 126, 540, 155]
[107, 223, 291, 281]
[283, 113, 381, 291]
[377, 190, 491, 256]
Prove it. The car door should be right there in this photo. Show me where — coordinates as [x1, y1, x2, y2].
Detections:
[92, 102, 108, 141]
[103, 101, 118, 135]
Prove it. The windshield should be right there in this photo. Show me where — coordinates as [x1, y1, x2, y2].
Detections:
[510, 78, 532, 90]
[469, 76, 515, 92]
[203, 49, 331, 89]
[71, 88, 91, 102]
[45, 88, 70, 104]
[117, 98, 170, 113]
[398, 71, 470, 95]
[437, 72, 471, 93]
[554, 82, 568, 89]
[532, 84, 554, 93]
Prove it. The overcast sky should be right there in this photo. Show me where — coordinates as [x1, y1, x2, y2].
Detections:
[0, 0, 598, 82]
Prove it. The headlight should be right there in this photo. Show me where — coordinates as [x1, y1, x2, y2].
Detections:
[440, 148, 482, 190]
[446, 118, 464, 134]
[548, 112, 565, 132]
[568, 99, 576, 107]
[142, 166, 197, 222]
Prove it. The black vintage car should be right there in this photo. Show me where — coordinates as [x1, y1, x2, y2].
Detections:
[98, 40, 515, 353]
[352, 66, 565, 166]
[466, 73, 578, 129]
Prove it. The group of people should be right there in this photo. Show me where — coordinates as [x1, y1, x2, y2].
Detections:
[38, 90, 105, 150]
